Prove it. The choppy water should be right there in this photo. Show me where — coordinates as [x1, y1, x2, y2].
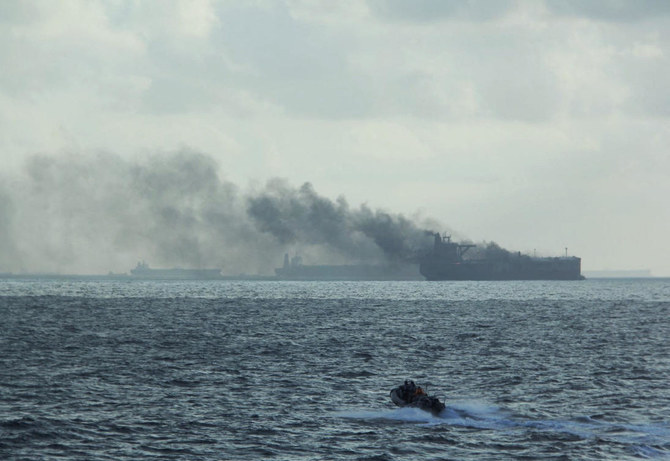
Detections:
[1, 278, 669, 460]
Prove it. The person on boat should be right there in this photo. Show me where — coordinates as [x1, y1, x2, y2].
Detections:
[415, 386, 426, 396]
[402, 380, 416, 401]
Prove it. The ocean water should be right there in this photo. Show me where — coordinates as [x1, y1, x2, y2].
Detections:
[1, 278, 669, 460]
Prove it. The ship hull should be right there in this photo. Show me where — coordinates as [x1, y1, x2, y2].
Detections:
[420, 257, 584, 281]
[130, 263, 222, 280]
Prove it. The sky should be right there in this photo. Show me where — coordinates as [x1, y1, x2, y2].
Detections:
[1, 0, 669, 276]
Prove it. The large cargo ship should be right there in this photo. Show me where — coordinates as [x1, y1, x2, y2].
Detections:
[130, 261, 222, 280]
[419, 233, 584, 281]
[275, 254, 422, 281]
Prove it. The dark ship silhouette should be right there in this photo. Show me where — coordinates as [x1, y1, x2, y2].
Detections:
[130, 261, 222, 280]
[274, 232, 584, 281]
[275, 254, 422, 281]
[419, 233, 584, 281]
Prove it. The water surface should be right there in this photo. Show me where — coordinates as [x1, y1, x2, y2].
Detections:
[1, 278, 669, 460]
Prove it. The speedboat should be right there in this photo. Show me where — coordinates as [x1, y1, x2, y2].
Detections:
[390, 380, 446, 416]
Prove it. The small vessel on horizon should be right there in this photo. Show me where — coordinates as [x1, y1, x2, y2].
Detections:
[130, 261, 222, 280]
[274, 254, 423, 281]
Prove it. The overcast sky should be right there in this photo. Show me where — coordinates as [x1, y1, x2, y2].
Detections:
[1, 0, 669, 275]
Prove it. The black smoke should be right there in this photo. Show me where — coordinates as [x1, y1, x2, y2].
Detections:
[247, 180, 431, 263]
[0, 149, 436, 274]
[463, 241, 513, 261]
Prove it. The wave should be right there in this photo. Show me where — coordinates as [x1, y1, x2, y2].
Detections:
[335, 400, 670, 457]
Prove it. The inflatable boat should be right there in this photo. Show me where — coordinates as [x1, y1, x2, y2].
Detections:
[390, 380, 446, 416]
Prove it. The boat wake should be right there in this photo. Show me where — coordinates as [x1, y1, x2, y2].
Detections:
[336, 401, 670, 458]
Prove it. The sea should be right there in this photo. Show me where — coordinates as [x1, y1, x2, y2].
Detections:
[1, 277, 669, 460]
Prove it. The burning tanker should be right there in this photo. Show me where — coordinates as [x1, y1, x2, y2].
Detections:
[418, 233, 584, 281]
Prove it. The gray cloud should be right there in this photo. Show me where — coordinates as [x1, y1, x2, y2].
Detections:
[5, 1, 667, 124]
[368, 0, 670, 24]
[213, 4, 372, 119]
[367, 0, 515, 22]
[546, 0, 670, 22]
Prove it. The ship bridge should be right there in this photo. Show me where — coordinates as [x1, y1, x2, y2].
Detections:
[432, 233, 475, 263]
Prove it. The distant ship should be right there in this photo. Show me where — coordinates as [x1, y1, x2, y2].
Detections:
[130, 261, 222, 280]
[419, 233, 584, 281]
[275, 254, 423, 281]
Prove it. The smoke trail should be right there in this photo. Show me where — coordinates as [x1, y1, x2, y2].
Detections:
[247, 180, 433, 263]
[0, 149, 436, 274]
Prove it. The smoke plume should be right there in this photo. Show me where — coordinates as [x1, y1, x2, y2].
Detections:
[247, 180, 431, 263]
[0, 149, 436, 274]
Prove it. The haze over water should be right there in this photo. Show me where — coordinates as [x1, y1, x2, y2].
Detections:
[2, 278, 669, 460]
